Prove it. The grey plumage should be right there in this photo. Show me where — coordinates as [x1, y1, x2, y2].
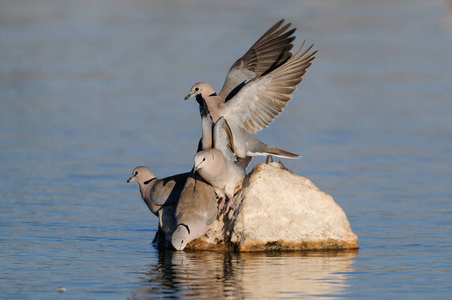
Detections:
[218, 19, 296, 100]
[185, 20, 316, 159]
[128, 166, 190, 246]
[131, 20, 316, 250]
[171, 171, 217, 251]
[194, 116, 248, 203]
[127, 166, 190, 215]
[171, 107, 218, 250]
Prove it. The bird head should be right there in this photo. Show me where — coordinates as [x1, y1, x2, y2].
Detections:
[184, 82, 216, 100]
[127, 166, 155, 184]
[171, 223, 190, 250]
[194, 151, 215, 171]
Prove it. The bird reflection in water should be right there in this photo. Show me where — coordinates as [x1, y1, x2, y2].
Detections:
[131, 249, 358, 299]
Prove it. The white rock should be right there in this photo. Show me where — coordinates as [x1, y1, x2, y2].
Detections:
[183, 162, 358, 251]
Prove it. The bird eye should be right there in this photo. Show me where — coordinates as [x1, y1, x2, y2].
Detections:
[195, 87, 199, 91]
[134, 171, 138, 176]
[203, 158, 206, 161]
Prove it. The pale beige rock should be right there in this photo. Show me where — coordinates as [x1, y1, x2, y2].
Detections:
[182, 162, 358, 251]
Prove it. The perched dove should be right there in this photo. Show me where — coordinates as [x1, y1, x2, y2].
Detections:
[127, 166, 190, 215]
[171, 170, 217, 251]
[185, 21, 316, 159]
[195, 115, 247, 207]
[197, 98, 251, 211]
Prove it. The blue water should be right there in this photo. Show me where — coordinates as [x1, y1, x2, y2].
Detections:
[1, 0, 451, 299]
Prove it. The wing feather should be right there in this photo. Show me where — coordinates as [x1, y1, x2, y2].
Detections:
[223, 43, 317, 134]
[218, 20, 296, 100]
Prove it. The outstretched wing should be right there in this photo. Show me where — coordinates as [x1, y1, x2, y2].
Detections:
[224, 43, 317, 134]
[218, 20, 296, 101]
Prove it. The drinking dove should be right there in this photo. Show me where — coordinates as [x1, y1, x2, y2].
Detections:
[171, 102, 235, 250]
[171, 171, 217, 251]
[185, 21, 316, 159]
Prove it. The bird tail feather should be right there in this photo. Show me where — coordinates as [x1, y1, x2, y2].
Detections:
[261, 144, 300, 159]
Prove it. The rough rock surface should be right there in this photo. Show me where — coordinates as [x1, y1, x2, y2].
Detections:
[159, 162, 358, 251]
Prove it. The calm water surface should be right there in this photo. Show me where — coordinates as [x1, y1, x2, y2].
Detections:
[1, 0, 451, 299]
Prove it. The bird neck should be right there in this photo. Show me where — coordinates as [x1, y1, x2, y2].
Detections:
[139, 177, 156, 202]
[139, 177, 160, 215]
[203, 96, 222, 122]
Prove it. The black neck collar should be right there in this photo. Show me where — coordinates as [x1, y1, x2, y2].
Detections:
[143, 178, 157, 185]
[179, 223, 190, 235]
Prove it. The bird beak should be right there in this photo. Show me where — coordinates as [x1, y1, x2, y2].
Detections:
[184, 92, 193, 100]
[127, 176, 135, 183]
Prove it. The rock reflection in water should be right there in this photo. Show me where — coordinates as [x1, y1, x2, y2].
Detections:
[133, 250, 357, 299]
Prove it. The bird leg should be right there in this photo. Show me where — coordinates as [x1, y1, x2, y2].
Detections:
[217, 197, 225, 215]
[223, 196, 233, 214]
